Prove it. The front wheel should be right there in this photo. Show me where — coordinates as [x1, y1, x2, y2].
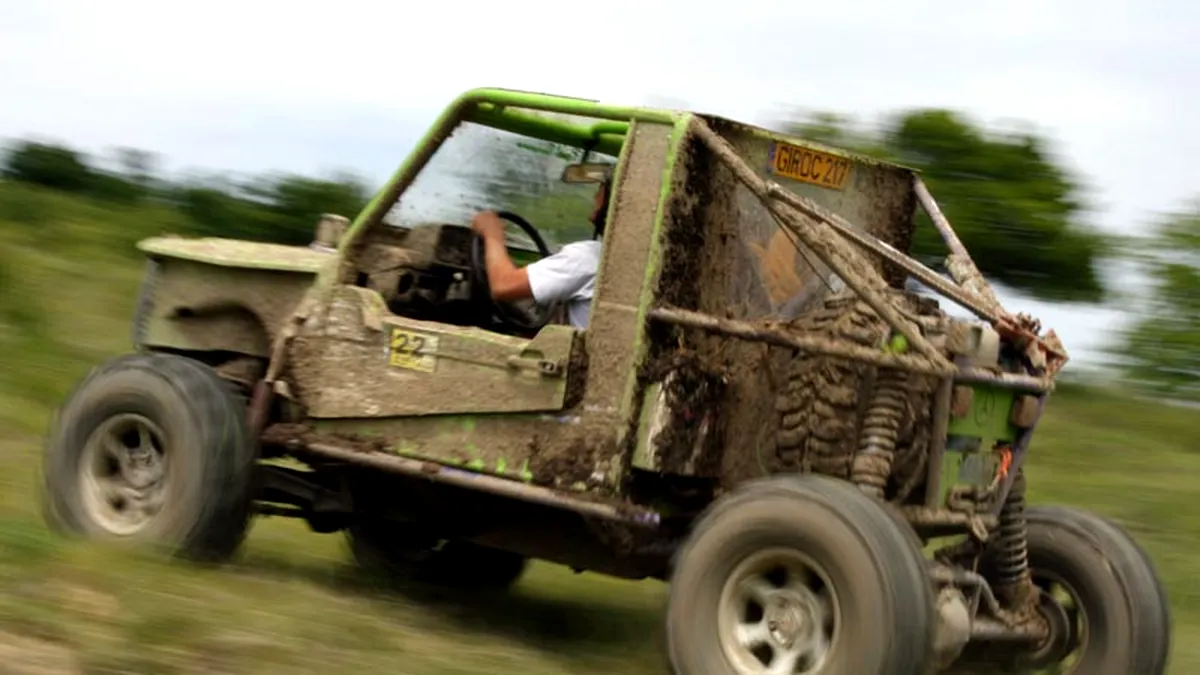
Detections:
[41, 353, 256, 563]
[665, 474, 935, 675]
[950, 505, 1172, 674]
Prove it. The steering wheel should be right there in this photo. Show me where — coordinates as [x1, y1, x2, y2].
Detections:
[469, 211, 560, 335]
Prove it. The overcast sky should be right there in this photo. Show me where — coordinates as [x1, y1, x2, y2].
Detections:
[2, 0, 1196, 367]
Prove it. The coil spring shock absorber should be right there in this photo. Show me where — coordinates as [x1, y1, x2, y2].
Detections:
[994, 470, 1034, 605]
[851, 367, 909, 499]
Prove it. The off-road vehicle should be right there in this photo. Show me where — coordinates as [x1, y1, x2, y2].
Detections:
[41, 88, 1172, 674]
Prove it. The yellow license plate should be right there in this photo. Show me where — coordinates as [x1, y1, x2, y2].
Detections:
[768, 141, 853, 190]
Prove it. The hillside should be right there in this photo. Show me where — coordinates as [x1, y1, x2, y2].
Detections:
[0, 181, 1196, 673]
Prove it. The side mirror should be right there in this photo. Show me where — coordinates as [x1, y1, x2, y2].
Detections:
[312, 213, 350, 252]
[561, 162, 614, 184]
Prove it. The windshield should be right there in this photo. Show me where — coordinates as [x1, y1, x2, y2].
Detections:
[382, 117, 608, 251]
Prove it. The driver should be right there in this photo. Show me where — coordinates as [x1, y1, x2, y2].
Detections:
[470, 176, 611, 330]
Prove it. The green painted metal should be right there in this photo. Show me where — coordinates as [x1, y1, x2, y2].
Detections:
[464, 88, 679, 124]
[616, 116, 693, 428]
[938, 443, 998, 506]
[397, 441, 536, 482]
[936, 384, 1019, 507]
[310, 413, 547, 484]
[946, 384, 1018, 443]
[466, 105, 627, 157]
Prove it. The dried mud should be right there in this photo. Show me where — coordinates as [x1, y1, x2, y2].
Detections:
[637, 350, 728, 476]
[260, 422, 387, 456]
[632, 118, 948, 494]
[530, 122, 675, 487]
[563, 331, 589, 411]
[643, 124, 818, 489]
[531, 440, 600, 488]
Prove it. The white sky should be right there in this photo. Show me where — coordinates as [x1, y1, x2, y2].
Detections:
[2, 0, 1196, 368]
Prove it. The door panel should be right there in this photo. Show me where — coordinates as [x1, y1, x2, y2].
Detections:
[287, 286, 576, 418]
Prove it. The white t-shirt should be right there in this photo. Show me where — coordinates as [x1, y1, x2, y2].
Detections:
[526, 240, 602, 329]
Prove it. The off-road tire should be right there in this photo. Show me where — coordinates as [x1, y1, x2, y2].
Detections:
[347, 521, 528, 591]
[949, 505, 1172, 674]
[775, 290, 944, 502]
[665, 473, 935, 675]
[42, 352, 256, 563]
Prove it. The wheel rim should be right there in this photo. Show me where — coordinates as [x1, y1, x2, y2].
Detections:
[78, 413, 169, 536]
[1025, 569, 1088, 673]
[717, 548, 839, 675]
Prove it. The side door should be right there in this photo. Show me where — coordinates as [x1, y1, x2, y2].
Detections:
[285, 284, 577, 418]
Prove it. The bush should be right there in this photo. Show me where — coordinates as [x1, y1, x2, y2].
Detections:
[171, 173, 369, 244]
[2, 141, 93, 193]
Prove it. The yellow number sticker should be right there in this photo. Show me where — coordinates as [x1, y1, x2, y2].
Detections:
[767, 141, 854, 190]
[388, 329, 438, 372]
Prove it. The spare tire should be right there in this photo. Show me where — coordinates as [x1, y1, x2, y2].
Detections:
[774, 290, 945, 503]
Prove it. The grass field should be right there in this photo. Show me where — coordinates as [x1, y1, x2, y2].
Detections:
[0, 182, 1196, 673]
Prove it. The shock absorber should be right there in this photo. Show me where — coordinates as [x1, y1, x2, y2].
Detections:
[994, 470, 1034, 606]
[851, 367, 909, 499]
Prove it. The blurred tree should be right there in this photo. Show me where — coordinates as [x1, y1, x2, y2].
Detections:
[260, 172, 371, 232]
[777, 109, 1109, 303]
[787, 112, 890, 159]
[1112, 202, 1200, 400]
[174, 171, 371, 245]
[2, 139, 158, 204]
[2, 140, 94, 193]
[113, 147, 161, 195]
[115, 147, 157, 182]
[174, 183, 265, 239]
[87, 172, 145, 203]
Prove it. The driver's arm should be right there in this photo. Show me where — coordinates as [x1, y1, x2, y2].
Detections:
[472, 211, 534, 302]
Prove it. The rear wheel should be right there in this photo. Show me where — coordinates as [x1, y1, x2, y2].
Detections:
[665, 474, 935, 675]
[347, 521, 528, 591]
[42, 353, 256, 563]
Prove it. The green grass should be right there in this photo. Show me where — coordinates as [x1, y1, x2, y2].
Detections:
[0, 181, 1196, 673]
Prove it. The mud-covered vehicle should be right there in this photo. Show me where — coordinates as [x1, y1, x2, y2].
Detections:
[41, 88, 1171, 674]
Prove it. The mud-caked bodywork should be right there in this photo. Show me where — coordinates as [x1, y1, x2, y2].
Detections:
[44, 88, 1170, 674]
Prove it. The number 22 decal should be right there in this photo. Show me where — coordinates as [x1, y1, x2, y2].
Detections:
[388, 329, 438, 372]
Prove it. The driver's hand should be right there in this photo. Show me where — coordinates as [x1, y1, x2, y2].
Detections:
[471, 210, 506, 241]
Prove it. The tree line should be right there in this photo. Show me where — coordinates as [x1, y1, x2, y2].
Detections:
[1, 115, 1196, 401]
[0, 140, 371, 247]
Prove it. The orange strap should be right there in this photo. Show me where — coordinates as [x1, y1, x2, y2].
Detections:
[995, 446, 1013, 479]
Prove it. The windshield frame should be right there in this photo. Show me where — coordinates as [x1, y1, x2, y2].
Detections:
[339, 88, 682, 258]
[380, 114, 622, 253]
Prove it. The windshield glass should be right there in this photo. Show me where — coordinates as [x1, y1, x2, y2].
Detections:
[382, 116, 612, 251]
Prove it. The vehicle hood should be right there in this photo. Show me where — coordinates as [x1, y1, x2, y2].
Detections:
[137, 235, 335, 274]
